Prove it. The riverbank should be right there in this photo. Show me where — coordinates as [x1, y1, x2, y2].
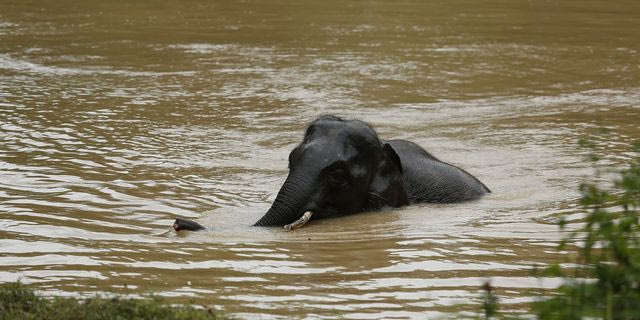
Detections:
[0, 282, 225, 320]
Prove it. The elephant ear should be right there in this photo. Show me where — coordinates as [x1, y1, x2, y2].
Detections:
[382, 143, 403, 174]
[366, 143, 407, 210]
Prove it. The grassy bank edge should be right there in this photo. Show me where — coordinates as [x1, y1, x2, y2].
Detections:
[0, 281, 226, 320]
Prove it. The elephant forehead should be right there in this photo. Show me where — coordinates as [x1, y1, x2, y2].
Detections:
[300, 124, 382, 168]
[302, 139, 358, 162]
[307, 120, 378, 143]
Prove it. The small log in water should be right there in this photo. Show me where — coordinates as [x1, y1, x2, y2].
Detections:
[173, 218, 205, 232]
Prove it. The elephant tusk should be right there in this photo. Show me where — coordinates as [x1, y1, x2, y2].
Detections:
[284, 211, 314, 231]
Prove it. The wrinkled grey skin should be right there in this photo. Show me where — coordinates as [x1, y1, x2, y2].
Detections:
[386, 139, 491, 203]
[253, 115, 490, 227]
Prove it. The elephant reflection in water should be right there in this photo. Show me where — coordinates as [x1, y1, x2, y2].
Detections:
[174, 115, 490, 232]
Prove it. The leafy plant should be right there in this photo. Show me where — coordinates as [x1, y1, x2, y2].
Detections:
[475, 139, 640, 320]
[482, 281, 499, 319]
[532, 140, 640, 320]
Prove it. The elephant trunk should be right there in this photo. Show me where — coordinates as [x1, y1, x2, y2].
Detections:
[254, 172, 314, 227]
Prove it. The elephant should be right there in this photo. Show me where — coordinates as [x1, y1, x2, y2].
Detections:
[173, 115, 490, 232]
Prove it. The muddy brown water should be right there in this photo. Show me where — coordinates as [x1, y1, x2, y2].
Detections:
[1, 0, 639, 318]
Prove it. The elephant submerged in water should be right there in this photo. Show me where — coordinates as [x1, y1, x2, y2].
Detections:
[174, 115, 490, 232]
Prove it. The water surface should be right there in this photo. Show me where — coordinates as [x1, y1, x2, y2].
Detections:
[1, 0, 639, 318]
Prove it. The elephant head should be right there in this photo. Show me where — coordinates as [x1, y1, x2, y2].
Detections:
[254, 115, 408, 227]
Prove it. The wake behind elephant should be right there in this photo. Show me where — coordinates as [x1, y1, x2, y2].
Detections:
[175, 115, 490, 231]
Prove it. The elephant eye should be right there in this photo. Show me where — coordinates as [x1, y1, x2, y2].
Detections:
[324, 161, 350, 188]
[328, 170, 347, 183]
